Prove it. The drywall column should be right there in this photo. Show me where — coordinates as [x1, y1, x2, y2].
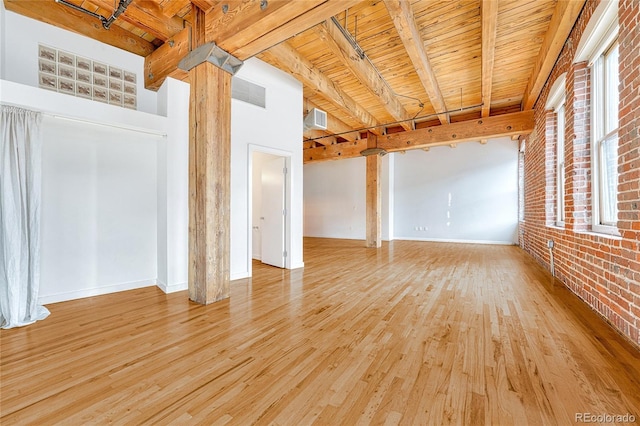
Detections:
[156, 77, 189, 293]
[188, 8, 231, 304]
[366, 132, 382, 248]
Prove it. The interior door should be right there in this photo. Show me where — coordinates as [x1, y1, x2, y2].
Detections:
[260, 156, 286, 268]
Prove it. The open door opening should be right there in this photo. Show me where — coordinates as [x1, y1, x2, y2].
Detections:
[251, 151, 287, 269]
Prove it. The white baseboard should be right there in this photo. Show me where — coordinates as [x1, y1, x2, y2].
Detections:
[304, 234, 365, 240]
[157, 280, 188, 294]
[231, 271, 250, 281]
[394, 237, 516, 245]
[39, 279, 156, 305]
[290, 262, 305, 270]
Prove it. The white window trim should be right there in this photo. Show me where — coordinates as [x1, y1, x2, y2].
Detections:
[546, 74, 567, 228]
[555, 103, 566, 227]
[589, 40, 619, 236]
[574, 0, 619, 64]
[518, 139, 526, 223]
[545, 73, 567, 110]
[575, 0, 620, 236]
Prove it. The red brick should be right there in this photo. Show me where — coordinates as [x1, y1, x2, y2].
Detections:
[520, 0, 640, 349]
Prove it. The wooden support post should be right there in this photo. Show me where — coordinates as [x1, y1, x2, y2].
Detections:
[188, 7, 231, 304]
[366, 132, 382, 248]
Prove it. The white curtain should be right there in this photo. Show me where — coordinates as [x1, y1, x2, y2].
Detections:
[0, 105, 50, 328]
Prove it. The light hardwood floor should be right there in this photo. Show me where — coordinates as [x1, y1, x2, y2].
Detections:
[1, 239, 639, 425]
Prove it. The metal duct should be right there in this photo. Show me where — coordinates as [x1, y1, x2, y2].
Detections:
[55, 0, 133, 30]
[360, 148, 388, 157]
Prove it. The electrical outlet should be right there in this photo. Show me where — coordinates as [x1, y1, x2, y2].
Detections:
[547, 240, 554, 248]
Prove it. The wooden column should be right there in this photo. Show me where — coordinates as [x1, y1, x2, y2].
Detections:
[366, 132, 382, 248]
[188, 7, 231, 304]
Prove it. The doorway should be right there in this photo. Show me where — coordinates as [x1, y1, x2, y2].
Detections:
[249, 147, 291, 274]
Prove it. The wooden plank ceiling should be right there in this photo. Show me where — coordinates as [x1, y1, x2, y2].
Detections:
[5, 0, 583, 161]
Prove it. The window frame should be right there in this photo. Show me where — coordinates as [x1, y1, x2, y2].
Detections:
[518, 140, 526, 222]
[555, 102, 566, 226]
[590, 40, 620, 235]
[545, 74, 567, 227]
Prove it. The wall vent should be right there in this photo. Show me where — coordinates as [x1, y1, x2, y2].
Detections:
[232, 77, 266, 108]
[303, 108, 327, 130]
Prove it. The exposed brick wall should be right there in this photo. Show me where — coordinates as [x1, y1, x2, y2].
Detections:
[520, 0, 640, 348]
[568, 62, 592, 232]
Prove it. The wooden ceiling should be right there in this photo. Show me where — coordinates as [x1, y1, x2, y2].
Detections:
[5, 0, 586, 158]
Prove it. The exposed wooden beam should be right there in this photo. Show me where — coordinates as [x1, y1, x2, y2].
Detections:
[188, 6, 231, 304]
[230, 0, 363, 60]
[305, 99, 358, 142]
[161, 0, 192, 18]
[383, 0, 449, 125]
[75, 0, 185, 41]
[304, 129, 337, 146]
[208, 0, 323, 55]
[365, 132, 382, 248]
[481, 0, 498, 118]
[304, 111, 534, 163]
[146, 0, 361, 92]
[313, 19, 413, 131]
[266, 41, 382, 135]
[145, 27, 191, 91]
[3, 0, 155, 57]
[378, 110, 534, 152]
[521, 0, 586, 110]
[191, 0, 220, 14]
[304, 140, 367, 163]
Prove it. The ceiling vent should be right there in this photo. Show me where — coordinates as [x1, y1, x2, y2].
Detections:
[232, 77, 266, 108]
[303, 108, 327, 130]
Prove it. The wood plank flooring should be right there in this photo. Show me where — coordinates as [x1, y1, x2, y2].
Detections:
[1, 238, 639, 425]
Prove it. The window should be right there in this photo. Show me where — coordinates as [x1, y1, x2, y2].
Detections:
[545, 74, 566, 226]
[556, 103, 566, 225]
[574, 0, 619, 234]
[519, 140, 526, 222]
[591, 41, 619, 232]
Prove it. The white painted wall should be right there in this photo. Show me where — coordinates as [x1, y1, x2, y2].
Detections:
[231, 59, 304, 278]
[1, 80, 169, 304]
[0, 3, 6, 79]
[304, 157, 366, 239]
[40, 116, 159, 303]
[0, 3, 157, 114]
[2, 77, 190, 302]
[304, 139, 518, 245]
[303, 155, 395, 241]
[394, 138, 518, 244]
